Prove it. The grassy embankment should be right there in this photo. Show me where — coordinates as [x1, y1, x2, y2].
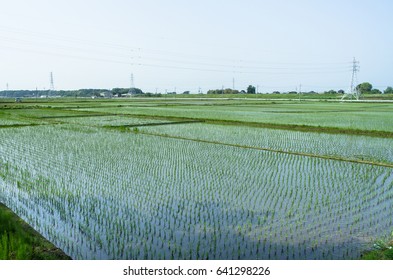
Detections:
[0, 203, 71, 260]
[361, 236, 393, 260]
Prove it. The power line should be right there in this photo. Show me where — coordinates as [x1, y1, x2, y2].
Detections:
[0, 39, 351, 73]
[0, 24, 359, 91]
[0, 26, 353, 70]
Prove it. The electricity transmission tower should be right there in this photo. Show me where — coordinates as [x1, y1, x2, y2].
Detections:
[49, 72, 55, 97]
[341, 58, 360, 100]
[128, 73, 135, 94]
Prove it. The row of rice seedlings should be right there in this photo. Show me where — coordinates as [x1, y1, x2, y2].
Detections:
[0, 124, 392, 259]
[141, 123, 393, 164]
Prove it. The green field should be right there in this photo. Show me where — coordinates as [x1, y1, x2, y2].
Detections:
[68, 101, 393, 135]
[0, 97, 392, 259]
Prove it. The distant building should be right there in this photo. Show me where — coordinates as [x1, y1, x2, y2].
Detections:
[99, 91, 113, 98]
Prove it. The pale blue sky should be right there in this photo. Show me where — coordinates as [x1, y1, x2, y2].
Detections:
[0, 0, 392, 92]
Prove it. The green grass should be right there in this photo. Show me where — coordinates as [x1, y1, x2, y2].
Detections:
[361, 239, 393, 260]
[0, 203, 71, 260]
[361, 248, 393, 260]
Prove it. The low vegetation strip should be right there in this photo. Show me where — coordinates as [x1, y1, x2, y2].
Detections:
[38, 113, 112, 119]
[138, 131, 393, 169]
[107, 120, 205, 128]
[0, 203, 71, 260]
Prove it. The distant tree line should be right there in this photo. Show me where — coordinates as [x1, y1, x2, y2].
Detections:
[0, 88, 144, 98]
[207, 88, 241, 94]
[207, 83, 393, 95]
[1, 83, 393, 98]
[355, 82, 389, 95]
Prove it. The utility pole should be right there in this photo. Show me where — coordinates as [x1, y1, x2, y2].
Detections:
[5, 83, 9, 98]
[232, 77, 235, 90]
[298, 84, 302, 101]
[341, 58, 360, 100]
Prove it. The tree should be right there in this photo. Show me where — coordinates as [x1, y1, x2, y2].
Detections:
[247, 85, 256, 94]
[356, 82, 373, 94]
[224, 88, 239, 94]
[112, 88, 129, 96]
[384, 86, 393, 94]
[371, 89, 382, 94]
[112, 87, 143, 96]
[129, 88, 143, 95]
